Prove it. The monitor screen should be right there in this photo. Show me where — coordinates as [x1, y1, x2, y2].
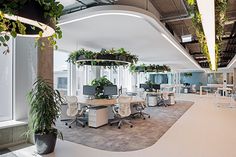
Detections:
[83, 85, 96, 95]
[152, 84, 160, 90]
[104, 85, 117, 96]
[140, 84, 149, 90]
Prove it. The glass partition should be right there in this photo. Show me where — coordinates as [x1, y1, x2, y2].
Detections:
[0, 48, 12, 122]
[227, 73, 233, 84]
[207, 73, 223, 84]
[53, 51, 69, 97]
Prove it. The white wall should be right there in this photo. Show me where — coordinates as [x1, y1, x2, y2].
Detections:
[13, 37, 37, 121]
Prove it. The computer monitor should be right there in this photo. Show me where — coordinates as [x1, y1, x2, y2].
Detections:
[140, 84, 149, 90]
[152, 84, 160, 90]
[104, 85, 118, 96]
[83, 85, 96, 96]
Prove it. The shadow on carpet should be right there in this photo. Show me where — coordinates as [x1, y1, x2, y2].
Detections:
[56, 100, 193, 152]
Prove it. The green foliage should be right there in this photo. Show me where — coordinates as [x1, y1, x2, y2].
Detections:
[0, 0, 64, 54]
[130, 64, 171, 73]
[186, 0, 228, 70]
[67, 48, 139, 69]
[183, 72, 192, 77]
[26, 78, 64, 138]
[91, 76, 113, 99]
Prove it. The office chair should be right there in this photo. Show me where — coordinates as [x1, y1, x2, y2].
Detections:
[157, 92, 169, 107]
[64, 96, 87, 128]
[110, 96, 133, 129]
[132, 90, 151, 119]
[191, 84, 197, 93]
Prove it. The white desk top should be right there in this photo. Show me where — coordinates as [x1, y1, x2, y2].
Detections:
[77, 96, 145, 106]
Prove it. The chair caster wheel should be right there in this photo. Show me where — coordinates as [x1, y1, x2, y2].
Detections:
[69, 126, 71, 128]
[118, 126, 121, 129]
[82, 125, 85, 128]
[65, 123, 68, 126]
[148, 116, 151, 118]
[143, 118, 146, 120]
[130, 125, 133, 128]
[110, 123, 112, 126]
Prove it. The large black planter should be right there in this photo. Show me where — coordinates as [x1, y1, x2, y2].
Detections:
[34, 132, 57, 155]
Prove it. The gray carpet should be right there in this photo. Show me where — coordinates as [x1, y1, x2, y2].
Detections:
[0, 149, 17, 157]
[56, 100, 193, 152]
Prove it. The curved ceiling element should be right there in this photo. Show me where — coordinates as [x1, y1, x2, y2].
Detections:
[58, 5, 204, 71]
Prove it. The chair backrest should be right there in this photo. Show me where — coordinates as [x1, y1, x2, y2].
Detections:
[162, 92, 169, 100]
[65, 96, 78, 117]
[117, 96, 132, 117]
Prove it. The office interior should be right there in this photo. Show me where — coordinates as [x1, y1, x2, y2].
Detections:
[1, 0, 236, 157]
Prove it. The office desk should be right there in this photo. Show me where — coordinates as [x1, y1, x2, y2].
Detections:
[217, 87, 232, 96]
[78, 96, 145, 122]
[200, 86, 219, 95]
[77, 96, 145, 107]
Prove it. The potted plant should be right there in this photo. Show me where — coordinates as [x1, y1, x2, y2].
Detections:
[27, 78, 63, 155]
[91, 76, 113, 99]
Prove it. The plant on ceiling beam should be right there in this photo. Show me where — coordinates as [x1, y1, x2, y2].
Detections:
[129, 64, 171, 73]
[186, 0, 228, 70]
[0, 0, 64, 54]
[66, 48, 139, 68]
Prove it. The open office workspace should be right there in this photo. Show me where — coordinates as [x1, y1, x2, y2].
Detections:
[1, 0, 236, 157]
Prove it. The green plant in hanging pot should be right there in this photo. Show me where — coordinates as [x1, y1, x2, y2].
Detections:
[26, 78, 64, 155]
[66, 48, 139, 68]
[0, 0, 64, 54]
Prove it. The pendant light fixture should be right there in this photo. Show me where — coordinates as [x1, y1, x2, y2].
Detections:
[2, 1, 55, 37]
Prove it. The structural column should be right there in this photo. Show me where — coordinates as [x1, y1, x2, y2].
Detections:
[37, 38, 53, 83]
[234, 68, 236, 91]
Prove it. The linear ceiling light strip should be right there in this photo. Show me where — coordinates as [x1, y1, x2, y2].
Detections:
[196, 0, 216, 70]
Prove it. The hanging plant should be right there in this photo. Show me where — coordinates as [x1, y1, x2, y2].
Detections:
[66, 48, 139, 69]
[0, 0, 64, 54]
[130, 64, 171, 73]
[186, 0, 228, 70]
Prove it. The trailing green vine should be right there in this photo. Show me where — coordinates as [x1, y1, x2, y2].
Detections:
[186, 0, 228, 70]
[129, 64, 171, 73]
[0, 0, 64, 54]
[66, 48, 139, 68]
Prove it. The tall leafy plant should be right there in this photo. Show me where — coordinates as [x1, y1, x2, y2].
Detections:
[27, 78, 63, 137]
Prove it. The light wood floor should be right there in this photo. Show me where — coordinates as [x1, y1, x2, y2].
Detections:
[9, 94, 236, 157]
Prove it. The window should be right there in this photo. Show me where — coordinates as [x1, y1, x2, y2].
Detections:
[227, 73, 233, 84]
[0, 44, 13, 122]
[207, 73, 223, 84]
[57, 77, 67, 89]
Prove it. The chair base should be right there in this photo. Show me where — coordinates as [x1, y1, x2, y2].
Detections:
[109, 118, 133, 129]
[65, 117, 87, 128]
[132, 111, 150, 119]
